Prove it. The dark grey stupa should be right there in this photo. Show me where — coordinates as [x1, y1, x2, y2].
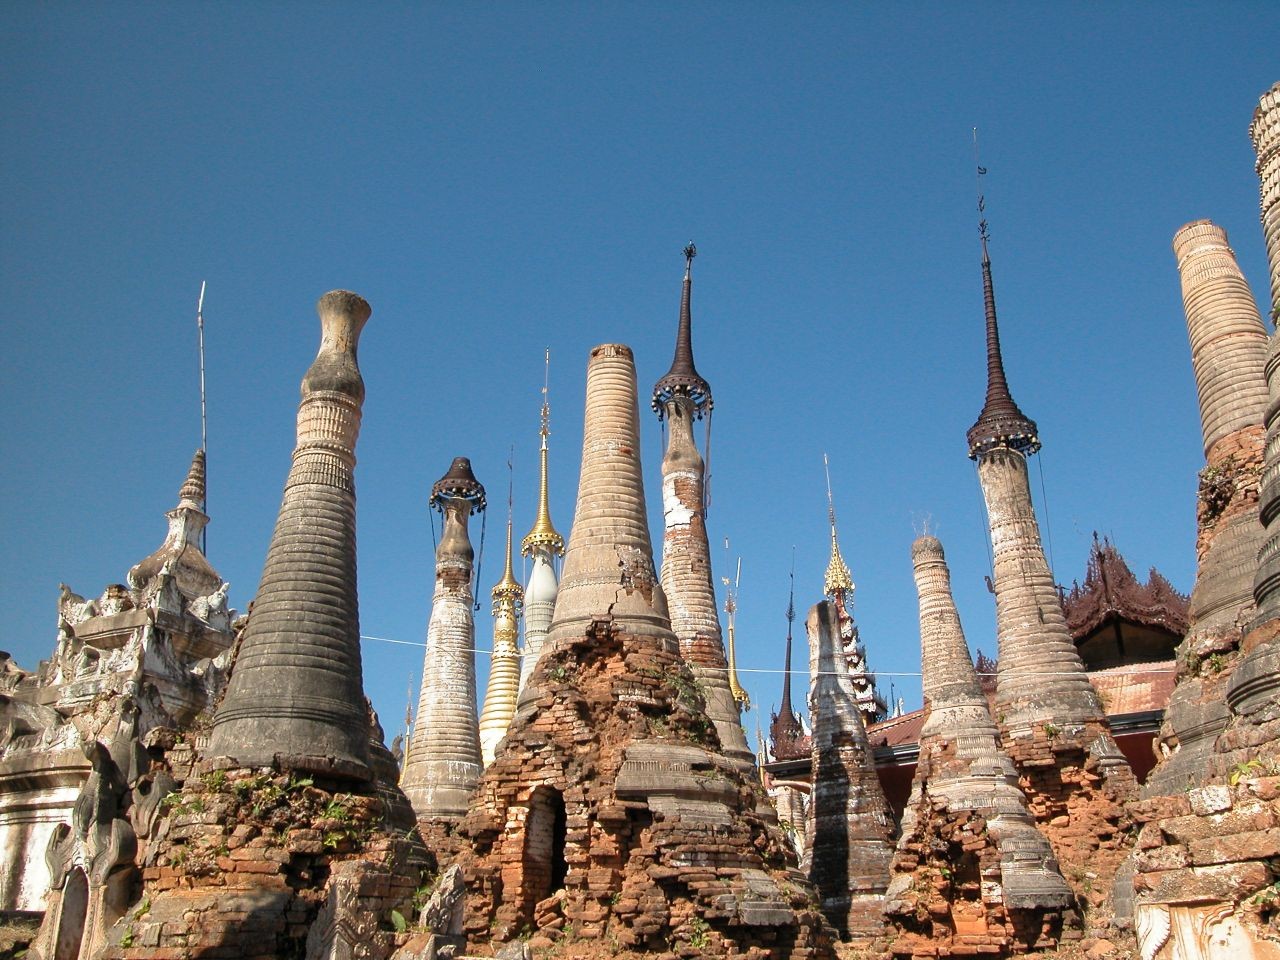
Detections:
[208, 290, 373, 779]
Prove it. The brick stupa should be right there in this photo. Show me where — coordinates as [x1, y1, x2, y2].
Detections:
[450, 343, 833, 958]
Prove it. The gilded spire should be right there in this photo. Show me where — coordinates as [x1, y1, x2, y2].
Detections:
[522, 349, 565, 556]
[965, 147, 1040, 459]
[493, 505, 524, 610]
[722, 553, 750, 710]
[652, 242, 712, 419]
[822, 454, 854, 599]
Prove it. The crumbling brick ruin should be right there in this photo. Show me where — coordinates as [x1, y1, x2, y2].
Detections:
[5, 83, 1280, 960]
[884, 536, 1075, 958]
[1128, 82, 1280, 960]
[965, 216, 1138, 911]
[451, 343, 834, 958]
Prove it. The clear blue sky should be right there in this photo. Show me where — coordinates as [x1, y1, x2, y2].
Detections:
[1, 4, 1274, 748]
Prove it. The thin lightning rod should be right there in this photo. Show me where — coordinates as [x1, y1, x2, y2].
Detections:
[823, 452, 837, 530]
[197, 281, 208, 554]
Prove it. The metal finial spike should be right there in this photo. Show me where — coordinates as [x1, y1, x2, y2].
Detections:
[684, 241, 697, 264]
[786, 546, 796, 625]
[539, 348, 551, 441]
[823, 453, 837, 532]
[964, 136, 1040, 460]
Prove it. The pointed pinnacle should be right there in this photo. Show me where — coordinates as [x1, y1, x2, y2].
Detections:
[653, 242, 712, 419]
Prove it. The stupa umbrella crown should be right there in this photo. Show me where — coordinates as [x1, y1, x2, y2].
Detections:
[652, 242, 712, 419]
[432, 456, 487, 514]
[966, 214, 1041, 459]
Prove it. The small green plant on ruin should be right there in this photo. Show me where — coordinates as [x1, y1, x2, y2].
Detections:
[1229, 757, 1280, 785]
[686, 916, 711, 951]
[1204, 653, 1228, 674]
[1043, 723, 1061, 739]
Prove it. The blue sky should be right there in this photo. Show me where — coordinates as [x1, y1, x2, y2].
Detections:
[1, 4, 1274, 749]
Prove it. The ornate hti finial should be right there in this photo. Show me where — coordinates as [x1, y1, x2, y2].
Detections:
[493, 461, 524, 611]
[822, 454, 855, 599]
[965, 140, 1040, 459]
[653, 242, 713, 419]
[432, 457, 487, 515]
[523, 350, 565, 555]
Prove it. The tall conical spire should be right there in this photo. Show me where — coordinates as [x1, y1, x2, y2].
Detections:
[402, 456, 486, 819]
[822, 454, 854, 600]
[523, 349, 564, 557]
[208, 291, 373, 779]
[543, 344, 671, 647]
[885, 536, 1073, 950]
[479, 470, 524, 766]
[652, 245, 751, 764]
[779, 556, 797, 719]
[652, 242, 712, 418]
[769, 553, 808, 762]
[966, 159, 1040, 459]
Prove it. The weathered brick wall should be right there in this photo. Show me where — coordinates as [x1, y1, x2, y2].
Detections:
[94, 764, 432, 959]
[451, 617, 835, 959]
[887, 793, 1073, 958]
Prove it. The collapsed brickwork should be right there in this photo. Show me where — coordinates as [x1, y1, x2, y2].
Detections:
[455, 616, 831, 957]
[1126, 88, 1280, 960]
[84, 756, 430, 960]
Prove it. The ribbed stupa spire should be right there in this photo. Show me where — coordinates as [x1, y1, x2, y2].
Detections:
[479, 497, 524, 766]
[652, 244, 751, 764]
[964, 179, 1135, 889]
[885, 536, 1072, 946]
[1254, 83, 1280, 317]
[401, 457, 486, 819]
[542, 344, 673, 649]
[208, 291, 372, 779]
[802, 600, 895, 938]
[966, 189, 1040, 459]
[1253, 83, 1280, 624]
[652, 243, 712, 418]
[779, 571, 797, 721]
